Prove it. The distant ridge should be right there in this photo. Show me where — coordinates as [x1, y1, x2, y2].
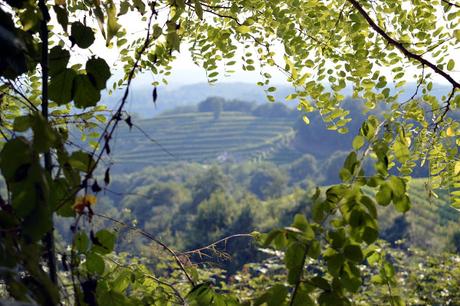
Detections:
[102, 81, 452, 118]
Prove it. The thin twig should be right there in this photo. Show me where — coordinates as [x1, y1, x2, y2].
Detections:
[178, 234, 252, 256]
[93, 212, 196, 286]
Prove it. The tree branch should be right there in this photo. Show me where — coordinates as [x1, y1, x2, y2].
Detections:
[38, 0, 58, 286]
[347, 0, 460, 90]
[441, 0, 460, 8]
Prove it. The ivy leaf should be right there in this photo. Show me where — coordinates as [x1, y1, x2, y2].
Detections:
[49, 68, 77, 105]
[75, 232, 90, 253]
[132, 0, 146, 14]
[344, 244, 364, 262]
[51, 178, 75, 217]
[86, 252, 105, 275]
[326, 253, 344, 277]
[285, 242, 305, 284]
[292, 214, 314, 239]
[70, 22, 95, 49]
[86, 57, 111, 90]
[68, 151, 95, 173]
[49, 46, 69, 76]
[91, 229, 116, 254]
[53, 5, 68, 32]
[73, 74, 101, 108]
[0, 137, 32, 182]
[13, 115, 31, 132]
[362, 226, 379, 244]
[254, 284, 288, 306]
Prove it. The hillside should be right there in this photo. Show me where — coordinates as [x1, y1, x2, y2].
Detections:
[111, 111, 295, 172]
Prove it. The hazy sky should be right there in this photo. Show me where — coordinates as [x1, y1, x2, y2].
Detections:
[87, 10, 459, 91]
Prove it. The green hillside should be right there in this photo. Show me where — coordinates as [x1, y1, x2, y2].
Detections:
[379, 179, 459, 251]
[113, 111, 295, 168]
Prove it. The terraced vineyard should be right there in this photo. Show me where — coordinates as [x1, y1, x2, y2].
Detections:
[112, 111, 295, 169]
[375, 179, 459, 250]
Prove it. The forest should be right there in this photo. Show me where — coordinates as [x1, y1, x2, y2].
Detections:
[0, 0, 459, 305]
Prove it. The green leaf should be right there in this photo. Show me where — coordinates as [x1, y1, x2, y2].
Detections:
[344, 244, 364, 262]
[31, 114, 57, 153]
[307, 240, 321, 259]
[86, 57, 111, 90]
[376, 184, 392, 206]
[132, 0, 145, 14]
[92, 229, 116, 254]
[71, 22, 95, 49]
[310, 276, 330, 290]
[291, 284, 314, 306]
[352, 135, 365, 150]
[393, 139, 410, 163]
[51, 178, 75, 217]
[73, 74, 101, 108]
[326, 253, 344, 277]
[86, 252, 105, 275]
[254, 284, 288, 306]
[49, 68, 77, 105]
[113, 272, 131, 293]
[236, 25, 251, 34]
[75, 232, 89, 253]
[194, 0, 203, 19]
[49, 46, 70, 76]
[106, 0, 121, 46]
[68, 151, 95, 172]
[53, 5, 68, 32]
[341, 262, 362, 292]
[318, 292, 343, 305]
[263, 229, 282, 247]
[285, 242, 306, 284]
[0, 137, 32, 182]
[292, 214, 314, 240]
[362, 226, 379, 244]
[394, 195, 411, 213]
[388, 176, 406, 199]
[447, 59, 455, 71]
[13, 115, 31, 132]
[22, 204, 52, 242]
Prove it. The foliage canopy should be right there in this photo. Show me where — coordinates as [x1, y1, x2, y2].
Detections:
[0, 0, 459, 305]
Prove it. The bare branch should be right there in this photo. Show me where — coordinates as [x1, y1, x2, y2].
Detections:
[93, 212, 196, 286]
[178, 234, 252, 257]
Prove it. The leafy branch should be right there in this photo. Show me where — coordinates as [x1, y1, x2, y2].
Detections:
[347, 0, 459, 89]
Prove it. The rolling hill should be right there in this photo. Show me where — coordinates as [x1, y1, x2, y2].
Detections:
[111, 111, 296, 172]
